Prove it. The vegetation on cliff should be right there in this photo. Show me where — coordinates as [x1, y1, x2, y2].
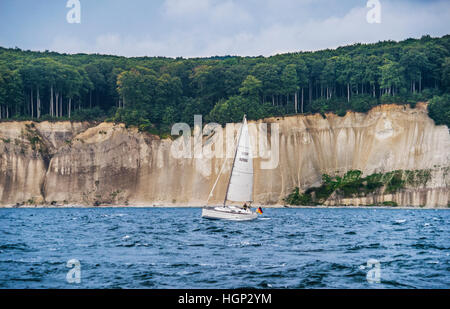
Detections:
[284, 169, 432, 206]
[428, 94, 450, 127]
[0, 35, 449, 133]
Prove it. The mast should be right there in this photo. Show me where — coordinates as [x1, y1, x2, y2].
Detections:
[223, 115, 246, 207]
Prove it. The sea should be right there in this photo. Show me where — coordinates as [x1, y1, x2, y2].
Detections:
[0, 207, 448, 289]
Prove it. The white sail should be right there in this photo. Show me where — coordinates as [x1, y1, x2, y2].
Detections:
[226, 117, 253, 203]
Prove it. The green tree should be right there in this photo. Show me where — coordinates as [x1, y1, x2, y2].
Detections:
[239, 75, 262, 98]
[365, 55, 382, 98]
[294, 58, 308, 113]
[0, 66, 24, 118]
[380, 59, 405, 97]
[441, 57, 450, 92]
[281, 64, 299, 112]
[428, 94, 450, 127]
[251, 63, 281, 105]
[400, 46, 429, 93]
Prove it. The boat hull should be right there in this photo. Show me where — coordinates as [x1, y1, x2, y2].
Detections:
[201, 207, 258, 221]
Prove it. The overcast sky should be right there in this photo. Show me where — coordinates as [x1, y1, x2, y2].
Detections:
[0, 0, 449, 58]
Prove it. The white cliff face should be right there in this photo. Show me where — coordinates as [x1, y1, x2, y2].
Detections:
[259, 103, 450, 207]
[0, 121, 92, 205]
[0, 103, 449, 207]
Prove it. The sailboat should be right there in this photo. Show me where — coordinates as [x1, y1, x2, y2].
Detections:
[202, 115, 259, 221]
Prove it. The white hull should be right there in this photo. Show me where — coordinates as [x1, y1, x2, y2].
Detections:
[202, 206, 258, 221]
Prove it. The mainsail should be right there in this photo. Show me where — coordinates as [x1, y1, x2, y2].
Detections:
[224, 116, 253, 204]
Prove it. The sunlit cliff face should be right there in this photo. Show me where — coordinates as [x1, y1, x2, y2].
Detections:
[0, 103, 449, 207]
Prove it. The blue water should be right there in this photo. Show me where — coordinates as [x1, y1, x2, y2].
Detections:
[0, 208, 448, 289]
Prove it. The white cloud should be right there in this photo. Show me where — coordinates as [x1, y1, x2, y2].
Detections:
[164, 0, 211, 18]
[95, 34, 122, 54]
[49, 0, 450, 58]
[209, 1, 253, 25]
[197, 0, 450, 56]
[163, 0, 253, 28]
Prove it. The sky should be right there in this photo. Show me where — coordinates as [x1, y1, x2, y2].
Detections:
[0, 0, 449, 58]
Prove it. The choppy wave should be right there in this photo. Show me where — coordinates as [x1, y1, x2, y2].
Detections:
[0, 208, 448, 288]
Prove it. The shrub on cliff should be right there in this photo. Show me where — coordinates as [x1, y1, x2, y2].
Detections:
[350, 94, 378, 113]
[428, 94, 450, 127]
[109, 108, 153, 132]
[71, 107, 105, 122]
[207, 95, 282, 125]
[284, 169, 431, 206]
[284, 187, 314, 206]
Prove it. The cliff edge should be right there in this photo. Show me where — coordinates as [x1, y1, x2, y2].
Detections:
[0, 103, 449, 207]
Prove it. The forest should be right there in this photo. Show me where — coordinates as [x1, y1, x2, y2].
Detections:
[0, 34, 449, 133]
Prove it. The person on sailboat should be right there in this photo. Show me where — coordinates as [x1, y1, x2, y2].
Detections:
[243, 203, 248, 210]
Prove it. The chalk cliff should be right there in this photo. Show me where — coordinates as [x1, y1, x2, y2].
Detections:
[0, 103, 449, 207]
